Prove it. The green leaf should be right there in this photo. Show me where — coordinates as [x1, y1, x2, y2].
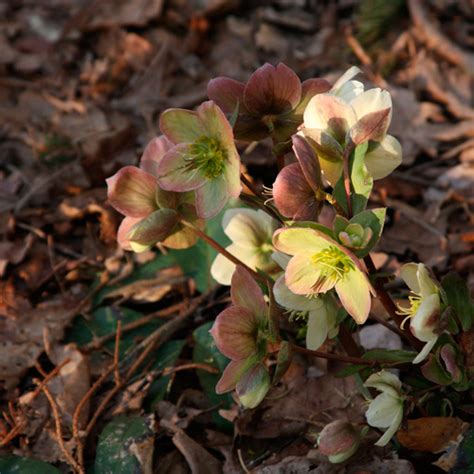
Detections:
[362, 349, 416, 363]
[335, 364, 368, 378]
[145, 339, 186, 409]
[333, 143, 371, 216]
[95, 415, 154, 474]
[193, 322, 233, 430]
[453, 422, 474, 473]
[350, 143, 372, 215]
[66, 306, 162, 355]
[0, 457, 60, 473]
[441, 273, 474, 331]
[171, 208, 230, 292]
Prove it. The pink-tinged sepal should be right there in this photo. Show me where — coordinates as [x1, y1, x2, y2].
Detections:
[292, 134, 321, 192]
[216, 359, 250, 394]
[207, 77, 246, 114]
[349, 108, 391, 145]
[140, 135, 174, 176]
[244, 63, 302, 116]
[106, 166, 158, 218]
[231, 266, 267, 320]
[126, 209, 179, 248]
[236, 363, 271, 409]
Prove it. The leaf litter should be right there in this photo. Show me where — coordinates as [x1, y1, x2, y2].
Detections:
[0, 0, 472, 472]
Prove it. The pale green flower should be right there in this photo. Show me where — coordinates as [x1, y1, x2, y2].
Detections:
[365, 370, 404, 447]
[399, 263, 441, 364]
[210, 208, 280, 285]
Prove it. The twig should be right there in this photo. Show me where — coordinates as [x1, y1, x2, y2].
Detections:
[291, 344, 371, 365]
[408, 0, 474, 72]
[32, 359, 71, 400]
[240, 173, 261, 197]
[38, 382, 84, 474]
[113, 320, 122, 386]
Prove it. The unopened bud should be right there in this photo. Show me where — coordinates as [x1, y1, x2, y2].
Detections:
[318, 420, 360, 463]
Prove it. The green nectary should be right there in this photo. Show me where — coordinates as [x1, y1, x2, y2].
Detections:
[187, 136, 228, 179]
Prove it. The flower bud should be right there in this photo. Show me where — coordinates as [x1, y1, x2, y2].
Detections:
[318, 420, 360, 463]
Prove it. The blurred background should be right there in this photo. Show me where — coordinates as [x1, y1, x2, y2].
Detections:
[0, 0, 473, 471]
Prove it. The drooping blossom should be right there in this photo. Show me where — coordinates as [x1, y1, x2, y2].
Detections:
[364, 370, 405, 447]
[273, 227, 374, 324]
[210, 266, 273, 408]
[272, 135, 323, 221]
[318, 420, 361, 463]
[302, 66, 402, 185]
[208, 63, 330, 143]
[398, 263, 441, 364]
[273, 272, 338, 351]
[157, 101, 241, 219]
[106, 136, 202, 252]
[210, 208, 280, 285]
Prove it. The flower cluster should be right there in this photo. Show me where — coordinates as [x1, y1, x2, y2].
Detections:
[106, 62, 473, 452]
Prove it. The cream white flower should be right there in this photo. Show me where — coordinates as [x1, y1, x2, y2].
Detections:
[273, 273, 338, 351]
[399, 263, 441, 364]
[302, 66, 402, 185]
[365, 370, 404, 447]
[210, 208, 279, 285]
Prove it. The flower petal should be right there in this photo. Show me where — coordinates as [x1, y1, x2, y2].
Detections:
[286, 253, 333, 295]
[350, 108, 391, 145]
[157, 143, 207, 192]
[306, 309, 330, 350]
[273, 227, 332, 256]
[330, 66, 363, 101]
[273, 163, 315, 220]
[231, 265, 267, 319]
[273, 274, 324, 312]
[350, 88, 392, 125]
[195, 175, 228, 219]
[117, 216, 141, 250]
[365, 135, 402, 179]
[106, 166, 158, 218]
[410, 293, 440, 342]
[400, 263, 420, 293]
[366, 392, 403, 429]
[216, 359, 250, 394]
[210, 305, 259, 360]
[364, 370, 402, 394]
[335, 267, 372, 324]
[292, 134, 321, 192]
[160, 108, 206, 144]
[293, 78, 331, 115]
[207, 77, 246, 114]
[127, 209, 179, 248]
[303, 94, 356, 143]
[140, 135, 173, 176]
[417, 264, 438, 298]
[244, 63, 302, 115]
[236, 362, 271, 409]
[197, 101, 236, 150]
[224, 148, 242, 199]
[375, 407, 403, 447]
[412, 338, 438, 364]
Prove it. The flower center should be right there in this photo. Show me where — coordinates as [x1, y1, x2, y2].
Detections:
[187, 136, 227, 179]
[310, 246, 354, 291]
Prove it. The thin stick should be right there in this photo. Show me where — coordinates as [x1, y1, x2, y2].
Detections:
[113, 320, 122, 386]
[181, 220, 267, 285]
[39, 382, 84, 474]
[32, 359, 71, 399]
[241, 173, 261, 197]
[291, 344, 372, 365]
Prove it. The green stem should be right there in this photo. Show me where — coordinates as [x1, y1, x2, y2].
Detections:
[342, 142, 355, 218]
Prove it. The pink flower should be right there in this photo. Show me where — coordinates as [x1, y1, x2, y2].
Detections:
[208, 63, 330, 143]
[210, 266, 272, 408]
[106, 136, 202, 252]
[157, 101, 241, 219]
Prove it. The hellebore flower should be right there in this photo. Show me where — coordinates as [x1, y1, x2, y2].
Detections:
[398, 263, 441, 364]
[273, 227, 374, 324]
[210, 266, 273, 408]
[157, 101, 241, 219]
[208, 63, 330, 143]
[302, 66, 402, 185]
[273, 273, 338, 351]
[273, 135, 323, 221]
[106, 136, 202, 252]
[210, 208, 280, 285]
[318, 420, 362, 463]
[421, 342, 466, 388]
[364, 370, 404, 447]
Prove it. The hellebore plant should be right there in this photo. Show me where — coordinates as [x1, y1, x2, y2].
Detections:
[107, 62, 474, 452]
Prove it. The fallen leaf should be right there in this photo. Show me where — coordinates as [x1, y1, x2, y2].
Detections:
[397, 417, 469, 453]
